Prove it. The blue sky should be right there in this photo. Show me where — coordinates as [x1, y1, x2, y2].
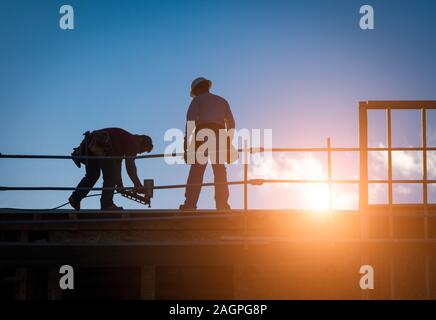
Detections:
[1, 0, 436, 210]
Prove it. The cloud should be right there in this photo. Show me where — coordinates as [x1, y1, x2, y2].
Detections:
[246, 144, 429, 208]
[368, 183, 387, 204]
[248, 153, 357, 210]
[249, 153, 325, 180]
[427, 151, 436, 179]
[369, 143, 423, 180]
[395, 184, 413, 195]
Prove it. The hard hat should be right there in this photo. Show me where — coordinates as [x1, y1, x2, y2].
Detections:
[190, 77, 212, 97]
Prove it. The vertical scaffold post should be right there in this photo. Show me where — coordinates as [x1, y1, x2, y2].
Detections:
[243, 141, 249, 249]
[422, 108, 429, 240]
[244, 141, 248, 212]
[386, 105, 395, 300]
[422, 107, 431, 299]
[387, 106, 394, 239]
[327, 137, 333, 211]
[359, 102, 369, 240]
[359, 102, 371, 300]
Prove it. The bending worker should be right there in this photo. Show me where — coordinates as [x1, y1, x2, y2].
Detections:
[180, 77, 236, 210]
[69, 128, 153, 211]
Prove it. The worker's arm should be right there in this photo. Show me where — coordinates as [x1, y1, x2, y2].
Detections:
[184, 99, 198, 158]
[125, 158, 142, 189]
[225, 101, 235, 138]
[185, 99, 198, 139]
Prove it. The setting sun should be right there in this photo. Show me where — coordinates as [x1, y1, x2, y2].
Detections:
[249, 153, 357, 211]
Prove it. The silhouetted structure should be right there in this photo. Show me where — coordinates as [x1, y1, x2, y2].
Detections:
[1, 101, 436, 300]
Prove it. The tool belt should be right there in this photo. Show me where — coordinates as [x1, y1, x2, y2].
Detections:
[188, 123, 239, 165]
[71, 130, 114, 168]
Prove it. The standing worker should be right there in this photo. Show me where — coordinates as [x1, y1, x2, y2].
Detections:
[180, 77, 236, 210]
[69, 128, 153, 211]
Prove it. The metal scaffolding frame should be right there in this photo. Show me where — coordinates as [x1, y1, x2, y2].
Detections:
[359, 100, 436, 299]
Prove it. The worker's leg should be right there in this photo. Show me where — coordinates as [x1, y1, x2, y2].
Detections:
[71, 160, 101, 202]
[100, 159, 117, 208]
[212, 164, 230, 209]
[183, 163, 207, 208]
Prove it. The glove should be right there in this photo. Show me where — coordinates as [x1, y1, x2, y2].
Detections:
[133, 183, 145, 194]
[115, 182, 125, 193]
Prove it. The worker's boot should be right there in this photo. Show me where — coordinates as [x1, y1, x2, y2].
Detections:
[179, 203, 196, 210]
[217, 203, 231, 211]
[102, 203, 124, 211]
[68, 196, 80, 211]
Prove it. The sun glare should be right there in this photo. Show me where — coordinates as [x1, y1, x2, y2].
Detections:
[249, 153, 357, 211]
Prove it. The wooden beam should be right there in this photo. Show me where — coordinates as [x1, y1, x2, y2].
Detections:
[365, 101, 436, 109]
[359, 102, 369, 212]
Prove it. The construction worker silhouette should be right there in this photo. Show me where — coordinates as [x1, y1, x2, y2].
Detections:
[180, 77, 235, 210]
[69, 128, 153, 211]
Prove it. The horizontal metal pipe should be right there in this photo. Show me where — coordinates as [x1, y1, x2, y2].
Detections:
[0, 181, 246, 192]
[0, 152, 182, 160]
[4, 146, 436, 160]
[3, 179, 436, 192]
